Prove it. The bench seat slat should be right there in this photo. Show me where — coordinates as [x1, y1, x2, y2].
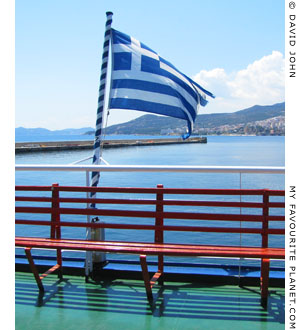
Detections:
[16, 237, 285, 259]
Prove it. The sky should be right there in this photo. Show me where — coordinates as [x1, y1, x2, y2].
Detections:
[15, 0, 285, 130]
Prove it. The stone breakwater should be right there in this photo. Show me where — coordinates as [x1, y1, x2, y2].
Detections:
[15, 137, 207, 153]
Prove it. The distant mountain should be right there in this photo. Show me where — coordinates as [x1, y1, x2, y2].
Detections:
[103, 102, 285, 135]
[15, 127, 94, 136]
[194, 103, 285, 128]
[15, 102, 285, 137]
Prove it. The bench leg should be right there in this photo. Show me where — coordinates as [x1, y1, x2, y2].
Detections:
[140, 255, 153, 301]
[260, 258, 270, 308]
[25, 248, 44, 292]
[158, 254, 164, 285]
[56, 248, 63, 279]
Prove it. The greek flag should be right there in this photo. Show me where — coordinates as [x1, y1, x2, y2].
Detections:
[109, 29, 214, 139]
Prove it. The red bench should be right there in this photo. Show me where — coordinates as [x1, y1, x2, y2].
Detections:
[15, 184, 285, 307]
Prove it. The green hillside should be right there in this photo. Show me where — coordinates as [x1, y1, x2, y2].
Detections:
[105, 102, 285, 135]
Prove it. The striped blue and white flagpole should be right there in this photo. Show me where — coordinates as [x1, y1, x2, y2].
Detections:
[91, 11, 113, 190]
[86, 12, 113, 278]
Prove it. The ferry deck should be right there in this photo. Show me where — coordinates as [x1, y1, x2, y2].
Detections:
[15, 164, 285, 329]
[15, 270, 284, 330]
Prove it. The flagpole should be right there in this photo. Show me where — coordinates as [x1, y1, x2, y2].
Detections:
[86, 12, 113, 278]
[92, 11, 113, 179]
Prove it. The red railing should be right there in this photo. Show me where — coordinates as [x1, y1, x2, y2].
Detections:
[15, 184, 285, 246]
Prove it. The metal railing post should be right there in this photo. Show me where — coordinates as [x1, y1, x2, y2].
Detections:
[85, 170, 93, 277]
[155, 184, 164, 275]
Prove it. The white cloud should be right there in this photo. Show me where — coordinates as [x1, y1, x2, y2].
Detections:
[194, 51, 285, 114]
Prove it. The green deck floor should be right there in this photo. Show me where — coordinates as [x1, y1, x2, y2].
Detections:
[15, 272, 285, 330]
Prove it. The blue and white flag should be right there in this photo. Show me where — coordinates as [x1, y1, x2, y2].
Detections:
[109, 29, 214, 139]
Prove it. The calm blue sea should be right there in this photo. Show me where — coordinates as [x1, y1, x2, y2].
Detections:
[15, 135, 284, 189]
[15, 135, 285, 266]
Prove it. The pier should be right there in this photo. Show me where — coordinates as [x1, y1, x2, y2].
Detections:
[15, 136, 207, 153]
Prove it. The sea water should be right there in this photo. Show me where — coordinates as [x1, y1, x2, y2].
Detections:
[15, 135, 285, 266]
[15, 135, 284, 188]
